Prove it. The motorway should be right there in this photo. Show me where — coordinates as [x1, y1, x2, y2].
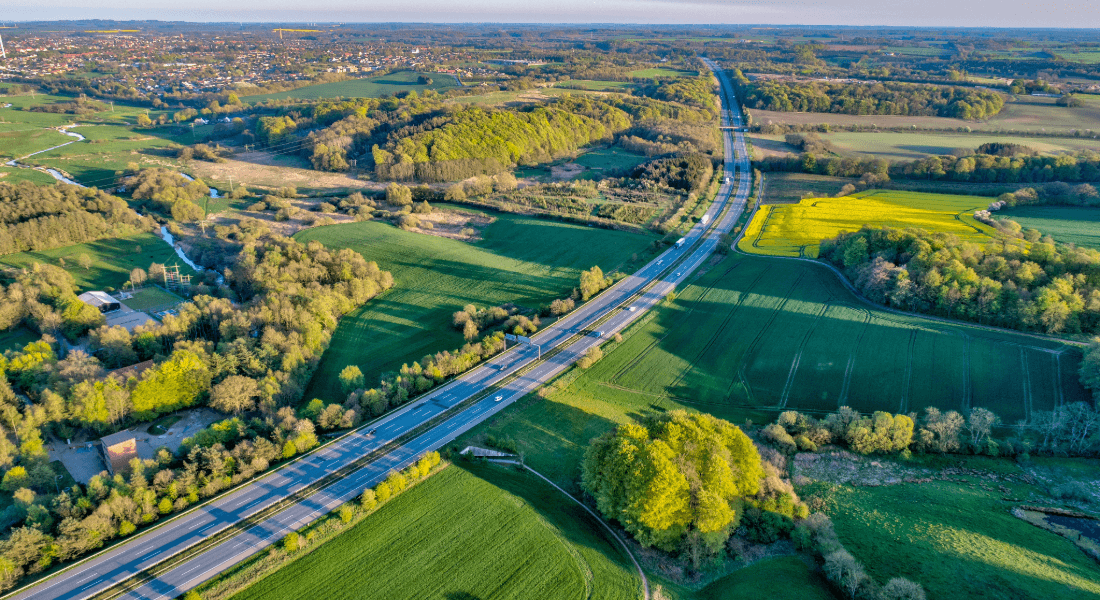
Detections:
[9, 60, 751, 600]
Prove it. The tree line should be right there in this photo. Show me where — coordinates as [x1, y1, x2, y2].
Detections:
[821, 226, 1100, 335]
[757, 150, 1100, 185]
[0, 183, 153, 256]
[742, 80, 1005, 119]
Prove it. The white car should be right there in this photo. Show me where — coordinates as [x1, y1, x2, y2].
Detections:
[494, 395, 503, 402]
[627, 306, 637, 312]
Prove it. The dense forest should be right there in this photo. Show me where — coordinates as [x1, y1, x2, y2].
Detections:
[820, 226, 1100, 335]
[0, 183, 153, 255]
[742, 80, 1005, 119]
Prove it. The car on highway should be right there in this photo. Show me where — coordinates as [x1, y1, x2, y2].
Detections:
[494, 395, 503, 402]
[626, 306, 637, 312]
[675, 272, 681, 277]
[367, 428, 377, 435]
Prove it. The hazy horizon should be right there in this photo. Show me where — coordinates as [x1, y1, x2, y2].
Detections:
[3, 0, 1099, 29]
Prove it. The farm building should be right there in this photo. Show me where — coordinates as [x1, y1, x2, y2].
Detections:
[99, 431, 138, 475]
[78, 291, 121, 313]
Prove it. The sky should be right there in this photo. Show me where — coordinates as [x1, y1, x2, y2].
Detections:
[3, 0, 1099, 28]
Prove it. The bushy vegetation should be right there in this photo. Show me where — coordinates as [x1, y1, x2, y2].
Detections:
[583, 411, 796, 563]
[820, 225, 1100, 335]
[121, 169, 211, 223]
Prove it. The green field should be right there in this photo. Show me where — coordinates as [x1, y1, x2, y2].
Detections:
[999, 206, 1100, 249]
[741, 189, 995, 258]
[0, 232, 198, 292]
[121, 286, 185, 312]
[555, 80, 634, 91]
[242, 71, 459, 102]
[691, 557, 836, 600]
[296, 211, 655, 401]
[815, 463, 1100, 600]
[629, 67, 697, 78]
[228, 463, 640, 600]
[0, 165, 60, 186]
[466, 252, 1088, 489]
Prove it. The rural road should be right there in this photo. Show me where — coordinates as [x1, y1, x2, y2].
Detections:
[7, 60, 751, 600]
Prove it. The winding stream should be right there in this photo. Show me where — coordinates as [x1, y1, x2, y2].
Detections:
[6, 125, 223, 283]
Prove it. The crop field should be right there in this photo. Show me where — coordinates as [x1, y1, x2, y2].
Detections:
[822, 131, 1100, 160]
[999, 206, 1100, 250]
[464, 253, 1088, 489]
[296, 211, 655, 401]
[0, 232, 198, 292]
[748, 94, 1100, 135]
[760, 172, 846, 204]
[241, 71, 459, 102]
[740, 189, 995, 258]
[228, 464, 640, 600]
[815, 464, 1100, 600]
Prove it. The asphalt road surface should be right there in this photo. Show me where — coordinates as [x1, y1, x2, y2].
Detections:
[11, 60, 751, 600]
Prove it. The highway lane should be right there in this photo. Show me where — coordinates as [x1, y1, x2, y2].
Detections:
[10, 60, 750, 600]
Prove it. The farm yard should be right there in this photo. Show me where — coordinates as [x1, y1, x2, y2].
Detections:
[998, 206, 1100, 250]
[225, 463, 641, 600]
[240, 70, 460, 102]
[295, 210, 656, 401]
[464, 252, 1088, 488]
[740, 189, 996, 257]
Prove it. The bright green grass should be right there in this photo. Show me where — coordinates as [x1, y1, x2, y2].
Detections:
[466, 253, 1088, 488]
[121, 286, 184, 312]
[820, 478, 1100, 600]
[26, 123, 187, 187]
[690, 557, 836, 600]
[228, 463, 640, 600]
[295, 211, 656, 401]
[999, 206, 1100, 250]
[0, 232, 197, 292]
[242, 71, 459, 102]
[629, 67, 696, 78]
[0, 165, 59, 186]
[573, 146, 649, 172]
[0, 126, 73, 161]
[556, 80, 635, 91]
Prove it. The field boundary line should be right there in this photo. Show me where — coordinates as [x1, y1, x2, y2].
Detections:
[729, 245, 1087, 348]
[518, 465, 649, 600]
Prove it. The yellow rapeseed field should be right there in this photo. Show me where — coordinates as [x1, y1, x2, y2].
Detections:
[739, 189, 998, 258]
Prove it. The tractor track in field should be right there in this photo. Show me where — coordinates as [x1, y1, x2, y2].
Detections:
[778, 302, 830, 409]
[837, 305, 873, 407]
[731, 271, 806, 408]
[900, 330, 917, 415]
[607, 262, 742, 386]
[666, 264, 771, 394]
[1021, 347, 1034, 421]
[963, 335, 973, 412]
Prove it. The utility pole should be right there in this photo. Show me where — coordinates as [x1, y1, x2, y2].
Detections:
[0, 34, 6, 59]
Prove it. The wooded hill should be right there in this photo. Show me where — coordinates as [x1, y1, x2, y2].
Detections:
[0, 183, 153, 256]
[743, 80, 1005, 119]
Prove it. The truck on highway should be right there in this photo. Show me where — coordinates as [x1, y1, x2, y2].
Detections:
[592, 330, 604, 338]
[675, 237, 686, 248]
[701, 214, 710, 226]
[725, 176, 730, 184]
